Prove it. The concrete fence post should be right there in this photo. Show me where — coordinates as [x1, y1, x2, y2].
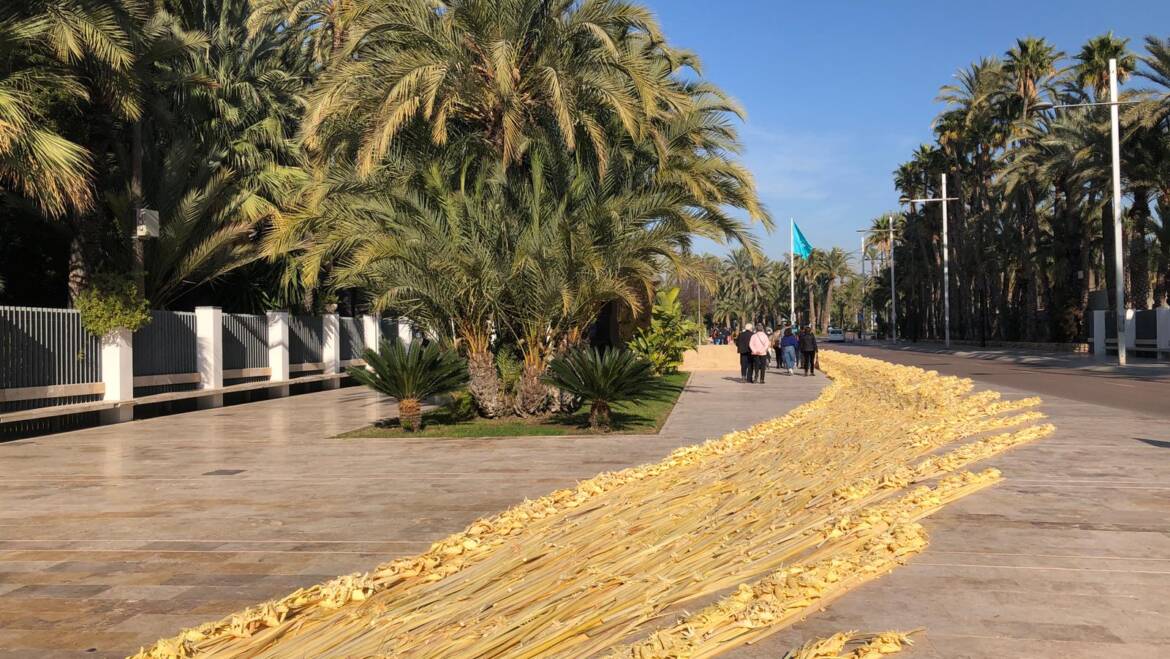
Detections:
[100, 328, 134, 424]
[1157, 307, 1170, 361]
[1092, 310, 1106, 360]
[1125, 308, 1137, 352]
[361, 314, 381, 355]
[397, 318, 413, 345]
[267, 311, 290, 397]
[322, 313, 341, 389]
[195, 306, 224, 409]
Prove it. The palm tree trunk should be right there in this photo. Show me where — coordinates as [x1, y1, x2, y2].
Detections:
[589, 400, 611, 431]
[1155, 198, 1170, 307]
[467, 349, 506, 417]
[131, 120, 146, 296]
[67, 233, 88, 305]
[398, 398, 422, 431]
[1129, 188, 1151, 310]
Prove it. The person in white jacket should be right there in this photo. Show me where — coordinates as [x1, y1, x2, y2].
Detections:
[749, 326, 771, 384]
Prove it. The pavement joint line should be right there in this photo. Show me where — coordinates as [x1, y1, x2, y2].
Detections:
[0, 474, 616, 481]
[0, 539, 437, 544]
[918, 632, 1138, 645]
[1003, 483, 1170, 490]
[930, 550, 1170, 562]
[0, 547, 420, 555]
[913, 561, 1170, 575]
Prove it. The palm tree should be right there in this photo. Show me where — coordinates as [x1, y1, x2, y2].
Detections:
[1075, 33, 1137, 102]
[818, 247, 852, 331]
[349, 339, 469, 431]
[544, 347, 658, 431]
[0, 0, 140, 223]
[302, 0, 684, 175]
[0, 36, 93, 217]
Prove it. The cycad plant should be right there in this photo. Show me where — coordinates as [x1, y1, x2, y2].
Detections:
[544, 347, 658, 432]
[348, 339, 469, 431]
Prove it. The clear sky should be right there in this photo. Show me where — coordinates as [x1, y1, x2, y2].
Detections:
[646, 0, 1170, 262]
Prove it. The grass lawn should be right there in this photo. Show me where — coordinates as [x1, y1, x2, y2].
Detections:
[338, 371, 691, 439]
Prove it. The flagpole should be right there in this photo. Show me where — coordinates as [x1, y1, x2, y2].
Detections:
[789, 218, 796, 326]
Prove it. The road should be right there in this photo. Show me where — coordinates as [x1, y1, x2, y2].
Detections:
[833, 343, 1170, 419]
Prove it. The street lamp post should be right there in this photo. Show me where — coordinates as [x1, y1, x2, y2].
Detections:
[909, 174, 959, 347]
[1109, 59, 1128, 365]
[1041, 58, 1130, 364]
[859, 222, 897, 341]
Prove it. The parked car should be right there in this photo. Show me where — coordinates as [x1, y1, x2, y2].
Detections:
[827, 327, 845, 343]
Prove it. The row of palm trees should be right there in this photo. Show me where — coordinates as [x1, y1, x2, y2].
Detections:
[0, 0, 769, 417]
[701, 247, 861, 333]
[880, 33, 1170, 343]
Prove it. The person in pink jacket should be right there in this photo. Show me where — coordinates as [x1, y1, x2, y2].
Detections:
[749, 326, 771, 384]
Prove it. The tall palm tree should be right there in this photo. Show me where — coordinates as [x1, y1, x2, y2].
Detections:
[818, 247, 852, 331]
[302, 0, 685, 175]
[1075, 33, 1137, 102]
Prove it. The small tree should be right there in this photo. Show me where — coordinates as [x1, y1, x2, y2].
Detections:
[348, 339, 469, 431]
[629, 287, 701, 375]
[544, 347, 658, 431]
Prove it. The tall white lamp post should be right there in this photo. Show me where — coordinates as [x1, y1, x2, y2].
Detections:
[1039, 58, 1130, 364]
[909, 174, 959, 347]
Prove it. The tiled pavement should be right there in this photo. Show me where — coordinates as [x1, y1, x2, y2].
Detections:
[6, 352, 1168, 659]
[728, 347, 1170, 659]
[0, 371, 823, 658]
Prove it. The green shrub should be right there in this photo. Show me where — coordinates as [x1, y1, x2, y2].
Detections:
[544, 347, 659, 431]
[75, 273, 151, 337]
[443, 390, 478, 422]
[348, 339, 469, 431]
[628, 287, 700, 375]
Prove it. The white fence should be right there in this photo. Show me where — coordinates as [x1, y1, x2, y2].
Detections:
[1, 306, 414, 436]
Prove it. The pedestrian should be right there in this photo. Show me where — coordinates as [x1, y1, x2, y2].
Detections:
[750, 325, 771, 384]
[780, 327, 799, 375]
[772, 327, 781, 369]
[735, 323, 755, 382]
[798, 325, 818, 376]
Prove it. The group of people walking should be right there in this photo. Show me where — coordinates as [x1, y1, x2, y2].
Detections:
[733, 323, 818, 383]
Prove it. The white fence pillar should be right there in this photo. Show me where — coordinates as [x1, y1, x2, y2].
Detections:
[1125, 308, 1137, 352]
[267, 311, 290, 397]
[361, 314, 381, 355]
[100, 328, 133, 423]
[322, 313, 341, 389]
[196, 306, 223, 409]
[1092, 310, 1106, 360]
[1157, 307, 1170, 360]
[397, 318, 413, 345]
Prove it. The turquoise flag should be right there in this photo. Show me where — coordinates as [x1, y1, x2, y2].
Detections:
[792, 221, 813, 259]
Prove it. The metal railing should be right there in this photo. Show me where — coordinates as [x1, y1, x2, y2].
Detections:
[340, 316, 364, 360]
[0, 306, 104, 436]
[133, 311, 198, 396]
[289, 315, 324, 366]
[223, 313, 270, 385]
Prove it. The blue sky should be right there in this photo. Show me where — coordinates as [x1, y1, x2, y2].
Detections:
[646, 0, 1170, 262]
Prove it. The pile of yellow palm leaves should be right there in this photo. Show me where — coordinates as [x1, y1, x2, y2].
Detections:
[133, 351, 1052, 658]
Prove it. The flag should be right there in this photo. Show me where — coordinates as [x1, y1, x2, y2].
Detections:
[792, 221, 813, 259]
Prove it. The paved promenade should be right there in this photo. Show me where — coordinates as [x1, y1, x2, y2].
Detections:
[733, 345, 1170, 658]
[4, 348, 1166, 658]
[0, 372, 823, 658]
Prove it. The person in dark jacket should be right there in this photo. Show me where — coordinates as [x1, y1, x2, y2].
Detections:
[798, 325, 818, 376]
[735, 323, 755, 382]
